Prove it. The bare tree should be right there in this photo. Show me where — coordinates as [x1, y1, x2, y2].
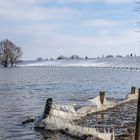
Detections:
[9, 46, 22, 67]
[0, 39, 22, 67]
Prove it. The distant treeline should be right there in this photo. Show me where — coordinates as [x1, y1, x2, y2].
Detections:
[36, 53, 138, 61]
[57, 55, 84, 60]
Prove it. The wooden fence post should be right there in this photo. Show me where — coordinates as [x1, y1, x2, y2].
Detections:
[135, 88, 140, 140]
[100, 91, 105, 105]
[43, 98, 52, 119]
[131, 86, 136, 94]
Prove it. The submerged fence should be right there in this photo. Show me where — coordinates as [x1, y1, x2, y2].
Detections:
[23, 86, 139, 140]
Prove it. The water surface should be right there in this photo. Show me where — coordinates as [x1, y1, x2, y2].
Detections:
[0, 67, 140, 139]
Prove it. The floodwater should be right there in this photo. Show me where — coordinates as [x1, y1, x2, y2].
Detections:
[0, 67, 140, 140]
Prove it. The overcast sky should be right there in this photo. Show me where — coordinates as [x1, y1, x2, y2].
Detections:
[0, 0, 139, 60]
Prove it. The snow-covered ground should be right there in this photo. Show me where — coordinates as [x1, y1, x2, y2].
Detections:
[18, 57, 140, 69]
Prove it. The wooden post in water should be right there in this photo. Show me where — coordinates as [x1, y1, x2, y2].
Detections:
[135, 88, 140, 140]
[33, 98, 52, 128]
[131, 86, 136, 94]
[100, 91, 105, 105]
[43, 98, 52, 119]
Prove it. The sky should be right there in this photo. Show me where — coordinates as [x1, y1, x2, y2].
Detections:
[0, 0, 139, 60]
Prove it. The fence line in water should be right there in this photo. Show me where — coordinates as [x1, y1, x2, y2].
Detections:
[18, 63, 140, 71]
[44, 114, 115, 140]
[32, 86, 139, 140]
[49, 88, 138, 121]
